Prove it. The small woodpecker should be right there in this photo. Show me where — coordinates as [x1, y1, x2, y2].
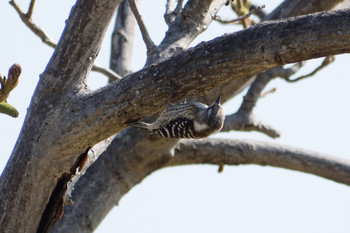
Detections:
[130, 95, 225, 138]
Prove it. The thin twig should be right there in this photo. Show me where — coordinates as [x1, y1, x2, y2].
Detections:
[215, 5, 265, 24]
[9, 0, 56, 48]
[249, 4, 267, 20]
[9, 0, 121, 80]
[128, 0, 156, 53]
[260, 87, 277, 98]
[91, 64, 122, 82]
[281, 56, 335, 83]
[26, 0, 36, 18]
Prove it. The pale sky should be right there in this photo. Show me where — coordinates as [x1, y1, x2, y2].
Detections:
[1, 1, 350, 233]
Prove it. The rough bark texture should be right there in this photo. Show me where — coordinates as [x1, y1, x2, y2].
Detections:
[1, 0, 350, 233]
[53, 1, 350, 232]
[63, 9, 350, 146]
[0, 0, 122, 232]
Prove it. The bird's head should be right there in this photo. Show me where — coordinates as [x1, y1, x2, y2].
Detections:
[206, 95, 225, 131]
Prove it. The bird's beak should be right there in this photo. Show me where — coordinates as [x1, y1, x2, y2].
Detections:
[215, 95, 221, 105]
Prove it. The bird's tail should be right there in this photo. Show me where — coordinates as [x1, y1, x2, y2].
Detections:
[129, 121, 152, 130]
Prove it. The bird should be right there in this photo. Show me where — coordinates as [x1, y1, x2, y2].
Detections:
[130, 95, 225, 138]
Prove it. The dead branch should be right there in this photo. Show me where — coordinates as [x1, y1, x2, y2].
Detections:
[128, 0, 157, 54]
[168, 139, 350, 186]
[26, 0, 36, 18]
[215, 5, 265, 24]
[221, 63, 303, 138]
[9, 0, 56, 48]
[164, 0, 184, 25]
[91, 64, 122, 82]
[281, 56, 335, 83]
[9, 0, 121, 81]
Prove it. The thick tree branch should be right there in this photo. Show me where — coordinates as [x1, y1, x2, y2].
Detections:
[61, 9, 350, 151]
[55, 136, 350, 232]
[0, 1, 123, 232]
[167, 139, 350, 186]
[264, 0, 346, 20]
[110, 0, 136, 77]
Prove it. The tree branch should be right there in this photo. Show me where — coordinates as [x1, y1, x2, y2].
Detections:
[91, 64, 122, 82]
[0, 1, 123, 232]
[281, 56, 335, 83]
[128, 0, 156, 54]
[222, 111, 281, 138]
[110, 0, 137, 77]
[264, 0, 346, 20]
[61, 9, 350, 150]
[220, 63, 304, 138]
[150, 0, 227, 64]
[9, 0, 122, 81]
[167, 139, 350, 186]
[54, 136, 350, 232]
[53, 2, 350, 232]
[9, 0, 56, 48]
[164, 0, 184, 25]
[215, 5, 265, 24]
[26, 0, 36, 18]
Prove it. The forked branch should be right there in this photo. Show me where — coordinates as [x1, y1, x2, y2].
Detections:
[222, 63, 303, 138]
[164, 0, 184, 25]
[9, 0, 121, 81]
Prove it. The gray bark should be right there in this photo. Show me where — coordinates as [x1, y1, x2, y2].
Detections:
[1, 0, 350, 233]
[0, 0, 123, 232]
[110, 0, 137, 77]
[54, 1, 350, 232]
[168, 139, 350, 185]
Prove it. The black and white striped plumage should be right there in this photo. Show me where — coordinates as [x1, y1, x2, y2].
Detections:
[131, 95, 225, 139]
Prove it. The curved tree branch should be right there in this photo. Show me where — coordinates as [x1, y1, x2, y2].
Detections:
[167, 139, 350, 186]
[55, 136, 350, 233]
